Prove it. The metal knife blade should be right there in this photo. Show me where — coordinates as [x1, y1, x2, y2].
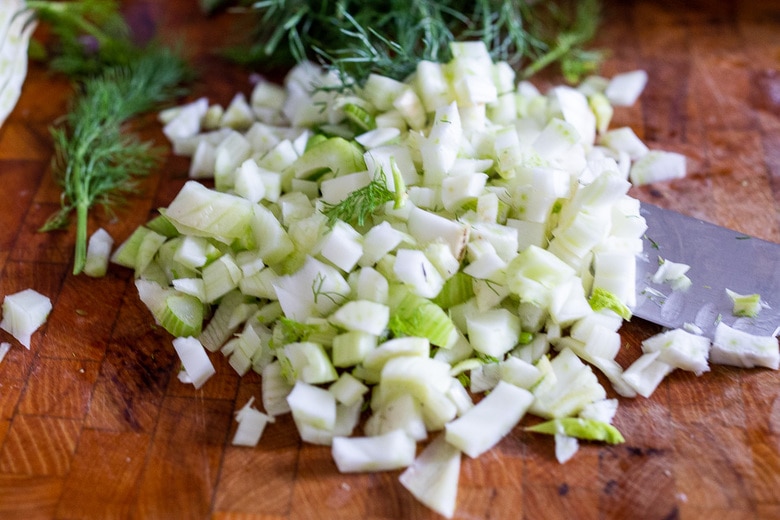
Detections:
[632, 202, 780, 338]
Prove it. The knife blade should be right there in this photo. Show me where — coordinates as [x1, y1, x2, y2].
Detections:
[632, 202, 780, 339]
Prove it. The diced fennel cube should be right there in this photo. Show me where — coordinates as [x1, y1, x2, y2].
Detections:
[600, 127, 649, 161]
[388, 287, 456, 348]
[232, 398, 273, 447]
[83, 228, 114, 278]
[592, 250, 637, 309]
[328, 300, 389, 336]
[622, 351, 674, 398]
[334, 399, 363, 437]
[549, 85, 596, 147]
[250, 203, 295, 265]
[159, 293, 203, 338]
[199, 290, 252, 352]
[652, 257, 691, 290]
[251, 78, 286, 110]
[318, 221, 364, 273]
[725, 289, 766, 318]
[641, 328, 711, 375]
[393, 86, 427, 130]
[469, 362, 501, 394]
[163, 97, 208, 141]
[332, 330, 377, 367]
[420, 103, 462, 182]
[292, 136, 365, 179]
[414, 60, 452, 113]
[500, 356, 542, 390]
[354, 267, 389, 304]
[393, 249, 445, 299]
[359, 221, 405, 267]
[555, 434, 579, 464]
[355, 127, 401, 149]
[466, 308, 521, 358]
[287, 380, 337, 434]
[188, 140, 216, 178]
[532, 117, 580, 163]
[332, 429, 416, 473]
[262, 361, 293, 416]
[710, 322, 779, 370]
[440, 172, 488, 212]
[319, 170, 371, 205]
[233, 159, 267, 203]
[363, 337, 430, 373]
[365, 393, 428, 441]
[376, 355, 453, 407]
[164, 181, 254, 244]
[629, 150, 686, 186]
[445, 380, 533, 458]
[399, 433, 462, 519]
[605, 69, 648, 107]
[214, 130, 252, 191]
[274, 256, 350, 321]
[220, 92, 254, 130]
[407, 206, 470, 260]
[506, 245, 576, 308]
[329, 372, 369, 407]
[362, 73, 406, 111]
[530, 347, 606, 418]
[579, 398, 619, 425]
[0, 289, 52, 349]
[202, 255, 242, 303]
[283, 341, 338, 384]
[588, 92, 614, 134]
[172, 336, 215, 390]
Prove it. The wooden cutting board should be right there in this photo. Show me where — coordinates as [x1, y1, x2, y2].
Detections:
[1, 1, 778, 518]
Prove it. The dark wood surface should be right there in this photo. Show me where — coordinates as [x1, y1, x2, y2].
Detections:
[0, 1, 778, 518]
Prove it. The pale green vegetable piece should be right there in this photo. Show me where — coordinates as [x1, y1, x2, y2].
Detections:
[526, 417, 625, 444]
[172, 336, 215, 389]
[332, 429, 416, 473]
[399, 434, 462, 519]
[725, 289, 765, 318]
[710, 322, 779, 370]
[445, 380, 533, 458]
[83, 228, 114, 278]
[0, 288, 52, 349]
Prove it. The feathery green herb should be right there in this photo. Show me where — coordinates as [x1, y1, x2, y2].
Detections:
[24, 0, 139, 78]
[219, 0, 602, 86]
[320, 163, 406, 228]
[39, 48, 190, 275]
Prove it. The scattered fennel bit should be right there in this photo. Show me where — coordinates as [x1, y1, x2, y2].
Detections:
[725, 289, 766, 318]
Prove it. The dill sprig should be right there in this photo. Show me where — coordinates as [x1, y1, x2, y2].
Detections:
[319, 161, 412, 228]
[320, 173, 395, 228]
[221, 0, 602, 86]
[40, 48, 190, 275]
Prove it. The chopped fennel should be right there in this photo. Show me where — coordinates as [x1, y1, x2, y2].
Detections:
[0, 288, 52, 349]
[725, 289, 766, 318]
[710, 322, 779, 370]
[399, 434, 461, 519]
[232, 396, 274, 447]
[652, 257, 692, 291]
[105, 39, 773, 518]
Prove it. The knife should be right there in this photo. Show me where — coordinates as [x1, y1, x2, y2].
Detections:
[632, 202, 780, 339]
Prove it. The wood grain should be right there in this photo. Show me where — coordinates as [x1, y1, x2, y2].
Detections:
[0, 1, 778, 519]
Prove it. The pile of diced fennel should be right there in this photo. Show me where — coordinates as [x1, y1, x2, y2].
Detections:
[103, 42, 776, 518]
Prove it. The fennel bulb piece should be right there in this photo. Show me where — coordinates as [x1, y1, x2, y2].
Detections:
[0, 289, 52, 349]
